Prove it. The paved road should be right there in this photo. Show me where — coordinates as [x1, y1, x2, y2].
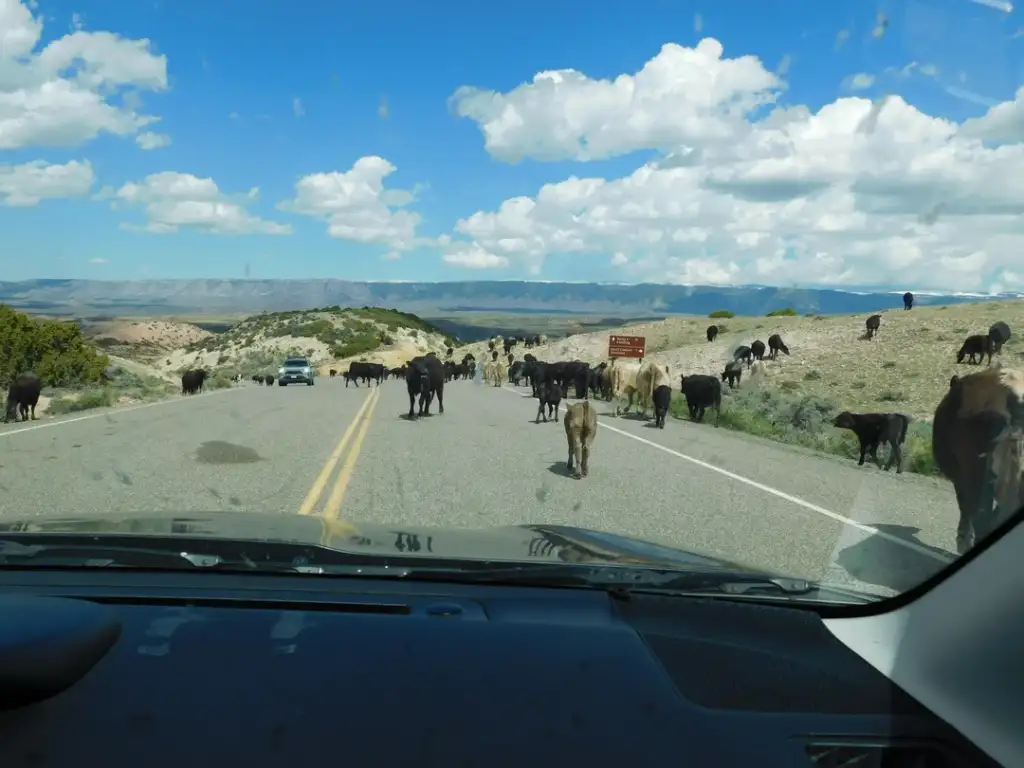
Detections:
[0, 375, 962, 598]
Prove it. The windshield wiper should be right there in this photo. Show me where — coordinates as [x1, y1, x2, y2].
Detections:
[385, 563, 819, 598]
[0, 540, 298, 572]
[0, 537, 834, 600]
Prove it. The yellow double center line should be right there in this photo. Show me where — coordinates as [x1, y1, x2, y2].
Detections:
[298, 386, 381, 537]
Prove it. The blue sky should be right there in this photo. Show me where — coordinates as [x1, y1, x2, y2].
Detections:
[2, 0, 1023, 292]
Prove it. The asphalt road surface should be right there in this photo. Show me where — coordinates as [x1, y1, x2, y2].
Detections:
[0, 374, 963, 598]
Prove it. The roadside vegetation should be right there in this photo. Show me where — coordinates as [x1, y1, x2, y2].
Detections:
[0, 304, 177, 418]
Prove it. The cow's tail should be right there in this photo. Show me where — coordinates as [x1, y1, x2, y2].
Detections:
[899, 415, 910, 446]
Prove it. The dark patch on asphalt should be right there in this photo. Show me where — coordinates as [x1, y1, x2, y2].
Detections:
[195, 440, 263, 464]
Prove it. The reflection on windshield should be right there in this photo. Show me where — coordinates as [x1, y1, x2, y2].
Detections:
[1, 0, 1023, 605]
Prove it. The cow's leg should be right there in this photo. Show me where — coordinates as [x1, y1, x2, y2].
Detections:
[953, 481, 977, 555]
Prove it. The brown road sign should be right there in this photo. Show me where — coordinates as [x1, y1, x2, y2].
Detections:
[608, 334, 646, 359]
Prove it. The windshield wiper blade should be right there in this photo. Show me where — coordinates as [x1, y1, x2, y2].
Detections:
[0, 539, 296, 572]
[387, 563, 818, 597]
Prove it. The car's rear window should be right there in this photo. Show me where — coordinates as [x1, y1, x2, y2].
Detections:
[283, 359, 309, 367]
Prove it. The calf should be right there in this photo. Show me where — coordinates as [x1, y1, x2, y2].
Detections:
[903, 291, 914, 310]
[733, 345, 753, 366]
[536, 379, 562, 424]
[989, 321, 1011, 354]
[706, 325, 718, 343]
[957, 334, 995, 366]
[405, 355, 445, 418]
[750, 340, 766, 361]
[563, 400, 598, 478]
[767, 333, 790, 360]
[4, 372, 42, 423]
[181, 369, 208, 395]
[721, 361, 743, 389]
[832, 411, 910, 473]
[652, 384, 671, 429]
[865, 314, 881, 340]
[679, 374, 721, 426]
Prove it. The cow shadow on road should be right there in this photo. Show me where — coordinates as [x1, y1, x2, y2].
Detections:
[546, 462, 576, 479]
[833, 523, 955, 594]
[397, 412, 438, 422]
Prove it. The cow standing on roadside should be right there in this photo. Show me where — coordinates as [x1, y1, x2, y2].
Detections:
[4, 372, 42, 423]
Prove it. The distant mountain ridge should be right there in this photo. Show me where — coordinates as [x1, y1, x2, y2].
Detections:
[0, 278, 1018, 318]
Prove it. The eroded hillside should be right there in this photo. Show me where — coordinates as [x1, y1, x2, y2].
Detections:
[158, 306, 454, 378]
[462, 300, 1023, 421]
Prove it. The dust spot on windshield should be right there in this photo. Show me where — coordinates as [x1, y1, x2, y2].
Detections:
[194, 441, 263, 465]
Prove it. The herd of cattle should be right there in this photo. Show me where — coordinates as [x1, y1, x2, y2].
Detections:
[286, 306, 1020, 555]
[2, 299, 1021, 556]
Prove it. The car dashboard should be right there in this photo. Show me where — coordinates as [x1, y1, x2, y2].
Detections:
[0, 570, 998, 768]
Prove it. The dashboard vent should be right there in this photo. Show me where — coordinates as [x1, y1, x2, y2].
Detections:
[805, 742, 965, 768]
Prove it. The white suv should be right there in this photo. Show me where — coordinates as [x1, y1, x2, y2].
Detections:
[277, 358, 315, 386]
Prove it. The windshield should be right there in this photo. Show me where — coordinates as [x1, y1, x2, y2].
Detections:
[0, 0, 1021, 605]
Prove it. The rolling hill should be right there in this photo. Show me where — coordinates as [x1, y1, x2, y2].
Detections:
[1, 278, 1018, 319]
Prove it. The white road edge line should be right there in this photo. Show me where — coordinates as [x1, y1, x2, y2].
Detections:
[501, 386, 954, 565]
[0, 385, 245, 439]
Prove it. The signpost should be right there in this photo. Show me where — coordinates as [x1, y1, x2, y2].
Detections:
[608, 334, 646, 360]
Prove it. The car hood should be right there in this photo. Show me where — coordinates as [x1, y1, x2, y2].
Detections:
[0, 511, 880, 601]
[0, 510, 750, 570]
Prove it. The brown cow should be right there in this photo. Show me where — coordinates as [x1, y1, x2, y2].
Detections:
[932, 367, 1024, 555]
[564, 400, 598, 479]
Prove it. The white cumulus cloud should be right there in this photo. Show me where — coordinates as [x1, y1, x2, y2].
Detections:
[847, 73, 875, 91]
[0, 0, 168, 150]
[111, 172, 291, 235]
[443, 37, 1024, 292]
[278, 156, 429, 255]
[135, 131, 171, 150]
[0, 159, 94, 206]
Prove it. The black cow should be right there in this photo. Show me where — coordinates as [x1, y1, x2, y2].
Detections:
[263, 374, 274, 386]
[181, 369, 208, 395]
[706, 325, 718, 343]
[750, 340, 766, 361]
[865, 314, 881, 340]
[832, 411, 910, 473]
[535, 379, 562, 424]
[4, 372, 42, 423]
[989, 321, 1011, 354]
[346, 362, 384, 387]
[679, 374, 721, 426]
[957, 334, 995, 366]
[329, 369, 338, 378]
[509, 361, 525, 386]
[733, 345, 753, 366]
[405, 355, 445, 418]
[767, 333, 790, 360]
[652, 384, 671, 429]
[721, 361, 743, 389]
[525, 360, 549, 398]
[903, 292, 914, 310]
[252, 374, 262, 384]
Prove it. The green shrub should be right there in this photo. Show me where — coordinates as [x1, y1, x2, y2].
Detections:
[0, 304, 109, 388]
[47, 388, 115, 415]
[708, 310, 735, 319]
[766, 307, 798, 317]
